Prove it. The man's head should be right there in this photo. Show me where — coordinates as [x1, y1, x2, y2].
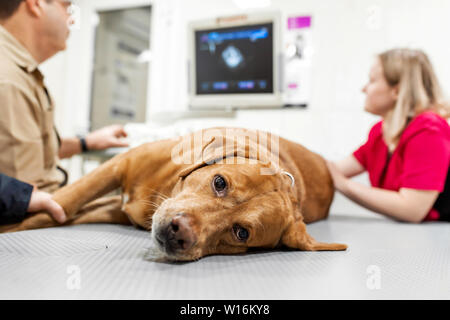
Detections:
[0, 0, 73, 62]
[0, 1, 24, 20]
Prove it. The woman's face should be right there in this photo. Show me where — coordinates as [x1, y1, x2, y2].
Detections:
[362, 58, 398, 117]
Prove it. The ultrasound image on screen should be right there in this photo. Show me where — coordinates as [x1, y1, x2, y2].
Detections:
[195, 23, 273, 95]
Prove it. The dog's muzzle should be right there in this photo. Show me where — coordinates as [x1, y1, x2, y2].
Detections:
[154, 213, 197, 254]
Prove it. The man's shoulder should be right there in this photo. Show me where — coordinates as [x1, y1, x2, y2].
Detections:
[0, 48, 34, 90]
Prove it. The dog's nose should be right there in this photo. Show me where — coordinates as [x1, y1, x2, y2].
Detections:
[157, 214, 197, 252]
[170, 214, 197, 250]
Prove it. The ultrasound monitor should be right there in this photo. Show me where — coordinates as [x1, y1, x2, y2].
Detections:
[188, 12, 282, 109]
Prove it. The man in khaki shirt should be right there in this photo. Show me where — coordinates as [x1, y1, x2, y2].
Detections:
[0, 0, 129, 222]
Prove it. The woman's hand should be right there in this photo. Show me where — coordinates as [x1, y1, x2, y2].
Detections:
[85, 125, 129, 151]
[27, 188, 66, 224]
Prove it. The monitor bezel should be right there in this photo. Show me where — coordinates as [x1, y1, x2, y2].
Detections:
[188, 11, 283, 110]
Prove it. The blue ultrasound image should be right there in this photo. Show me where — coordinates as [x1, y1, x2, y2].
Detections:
[195, 23, 274, 95]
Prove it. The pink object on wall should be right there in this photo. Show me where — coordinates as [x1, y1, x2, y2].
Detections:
[287, 16, 312, 29]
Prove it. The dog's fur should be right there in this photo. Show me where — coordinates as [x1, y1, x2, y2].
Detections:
[0, 128, 347, 261]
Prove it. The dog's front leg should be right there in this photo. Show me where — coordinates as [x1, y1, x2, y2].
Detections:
[0, 212, 59, 233]
[0, 153, 129, 233]
[53, 152, 128, 218]
[0, 196, 131, 233]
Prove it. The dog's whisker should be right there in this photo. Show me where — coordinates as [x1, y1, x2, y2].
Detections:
[143, 241, 170, 262]
[136, 199, 160, 210]
[142, 215, 153, 230]
[140, 201, 159, 209]
[153, 192, 169, 201]
[141, 187, 169, 201]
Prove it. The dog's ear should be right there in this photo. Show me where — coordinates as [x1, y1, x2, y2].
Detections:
[202, 128, 281, 175]
[281, 219, 347, 251]
[176, 134, 217, 179]
[176, 128, 281, 178]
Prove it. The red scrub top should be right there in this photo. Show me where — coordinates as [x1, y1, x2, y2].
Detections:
[353, 111, 450, 221]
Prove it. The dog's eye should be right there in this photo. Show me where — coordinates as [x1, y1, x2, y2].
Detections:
[212, 175, 227, 196]
[233, 224, 249, 242]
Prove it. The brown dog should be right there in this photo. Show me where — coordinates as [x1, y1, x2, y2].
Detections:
[0, 128, 347, 261]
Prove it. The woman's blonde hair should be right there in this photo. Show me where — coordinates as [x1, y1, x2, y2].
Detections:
[378, 48, 450, 152]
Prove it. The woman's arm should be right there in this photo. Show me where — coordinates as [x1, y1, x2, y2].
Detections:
[327, 161, 439, 223]
[335, 154, 366, 178]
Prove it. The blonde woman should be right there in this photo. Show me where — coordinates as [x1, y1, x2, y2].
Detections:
[327, 48, 450, 223]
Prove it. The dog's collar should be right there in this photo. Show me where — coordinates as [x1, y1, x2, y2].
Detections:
[281, 170, 295, 188]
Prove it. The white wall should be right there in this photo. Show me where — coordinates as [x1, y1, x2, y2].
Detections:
[144, 0, 450, 160]
[42, 0, 450, 152]
[39, 0, 450, 215]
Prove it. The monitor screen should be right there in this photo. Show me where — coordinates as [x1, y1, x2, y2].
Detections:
[195, 22, 273, 95]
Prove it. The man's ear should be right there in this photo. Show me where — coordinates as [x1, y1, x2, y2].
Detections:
[281, 219, 347, 251]
[25, 0, 44, 18]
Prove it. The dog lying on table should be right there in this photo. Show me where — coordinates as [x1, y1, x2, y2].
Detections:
[0, 128, 347, 261]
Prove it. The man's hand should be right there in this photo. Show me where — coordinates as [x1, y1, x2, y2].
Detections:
[27, 189, 66, 224]
[85, 125, 129, 151]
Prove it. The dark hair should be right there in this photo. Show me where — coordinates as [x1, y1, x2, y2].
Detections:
[0, 0, 23, 20]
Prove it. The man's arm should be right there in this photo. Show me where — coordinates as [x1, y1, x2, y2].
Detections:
[58, 125, 129, 159]
[58, 137, 82, 159]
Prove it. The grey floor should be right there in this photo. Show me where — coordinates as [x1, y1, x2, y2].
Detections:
[0, 208, 448, 300]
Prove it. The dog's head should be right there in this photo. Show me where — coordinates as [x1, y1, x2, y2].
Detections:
[146, 129, 346, 261]
[150, 160, 296, 261]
